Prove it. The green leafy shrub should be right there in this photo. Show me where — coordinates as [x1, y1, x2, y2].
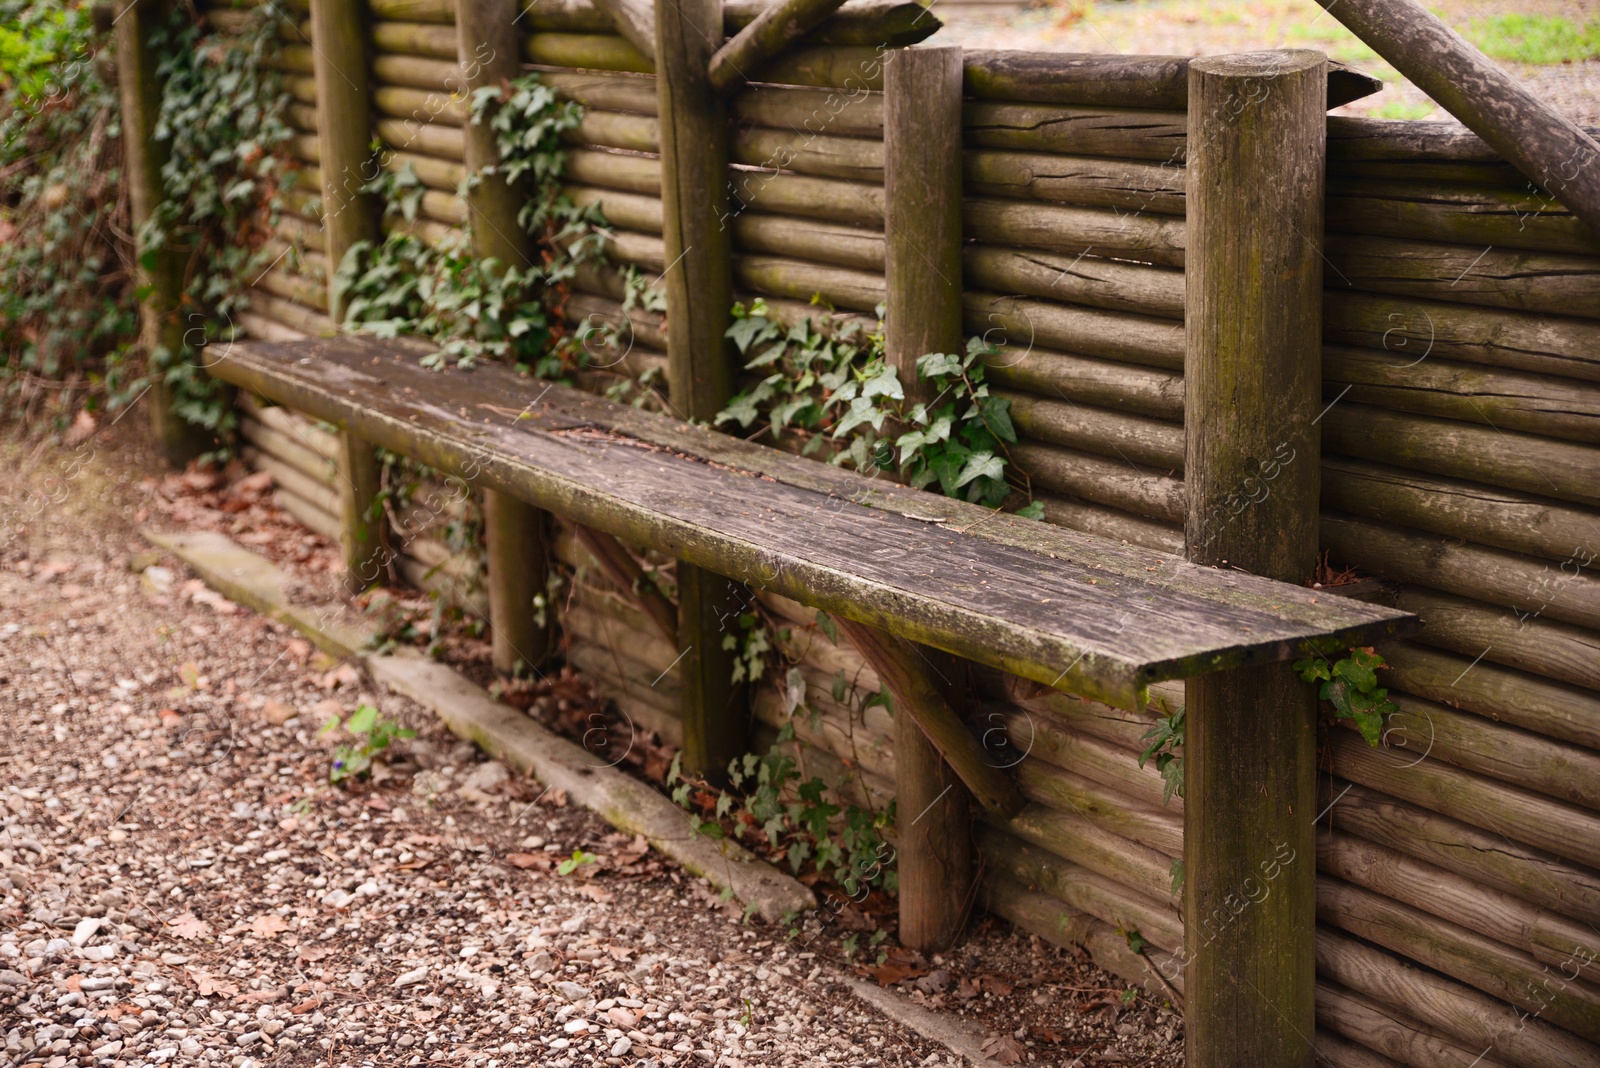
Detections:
[1294, 646, 1398, 745]
[0, 0, 139, 417]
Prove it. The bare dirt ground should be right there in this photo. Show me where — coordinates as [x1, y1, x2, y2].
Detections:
[0, 409, 1183, 1068]
[937, 0, 1600, 126]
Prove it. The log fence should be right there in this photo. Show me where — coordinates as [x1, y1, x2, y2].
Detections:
[121, 2, 1600, 1065]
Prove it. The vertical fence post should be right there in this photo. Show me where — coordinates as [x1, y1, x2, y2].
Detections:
[114, 0, 210, 466]
[310, 0, 387, 592]
[1183, 50, 1327, 1068]
[457, 0, 552, 673]
[883, 45, 974, 952]
[655, 0, 746, 781]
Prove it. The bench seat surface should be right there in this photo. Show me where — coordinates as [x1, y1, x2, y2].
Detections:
[208, 336, 1417, 710]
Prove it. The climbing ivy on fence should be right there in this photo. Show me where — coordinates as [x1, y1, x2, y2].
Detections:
[142, 6, 294, 446]
[334, 73, 610, 378]
[716, 298, 1041, 515]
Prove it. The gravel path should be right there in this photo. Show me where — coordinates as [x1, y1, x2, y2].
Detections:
[0, 421, 1184, 1068]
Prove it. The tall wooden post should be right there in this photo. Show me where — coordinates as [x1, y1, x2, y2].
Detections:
[458, 0, 552, 673]
[310, 0, 387, 591]
[883, 45, 973, 953]
[656, 0, 746, 780]
[1183, 51, 1326, 1068]
[114, 0, 211, 466]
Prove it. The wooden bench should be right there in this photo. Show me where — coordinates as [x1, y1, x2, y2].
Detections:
[208, 334, 1415, 714]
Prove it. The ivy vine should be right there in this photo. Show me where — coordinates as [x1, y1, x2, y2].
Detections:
[333, 72, 610, 378]
[143, 5, 295, 446]
[716, 299, 1041, 514]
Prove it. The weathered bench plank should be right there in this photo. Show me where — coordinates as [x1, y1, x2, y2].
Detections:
[205, 336, 1416, 711]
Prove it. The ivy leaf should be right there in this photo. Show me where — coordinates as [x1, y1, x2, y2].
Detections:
[727, 313, 779, 355]
[1016, 501, 1045, 520]
[916, 351, 962, 380]
[832, 395, 885, 438]
[814, 610, 838, 645]
[861, 365, 903, 401]
[952, 450, 1004, 489]
[1332, 646, 1384, 691]
[979, 394, 1016, 443]
[1293, 655, 1332, 683]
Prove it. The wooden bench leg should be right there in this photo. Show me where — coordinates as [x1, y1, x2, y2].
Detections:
[484, 491, 551, 674]
[336, 431, 389, 594]
[676, 565, 747, 783]
[1183, 50, 1327, 1068]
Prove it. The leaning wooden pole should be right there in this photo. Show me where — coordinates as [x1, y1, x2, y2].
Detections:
[310, 0, 388, 592]
[883, 45, 975, 954]
[707, 0, 849, 93]
[1313, 0, 1600, 234]
[1184, 50, 1326, 1068]
[656, 0, 747, 782]
[114, 0, 211, 466]
[458, 0, 552, 673]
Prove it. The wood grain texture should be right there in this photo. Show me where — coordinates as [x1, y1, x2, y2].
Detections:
[708, 0, 849, 94]
[1183, 51, 1325, 1068]
[204, 336, 1416, 711]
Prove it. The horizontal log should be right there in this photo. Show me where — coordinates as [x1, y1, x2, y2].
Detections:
[963, 197, 1185, 268]
[376, 117, 465, 161]
[733, 124, 883, 182]
[238, 443, 339, 518]
[1322, 457, 1600, 564]
[386, 149, 464, 193]
[732, 255, 883, 314]
[1318, 874, 1600, 1041]
[992, 676, 1183, 755]
[1329, 729, 1600, 872]
[1378, 642, 1600, 752]
[996, 804, 1176, 907]
[397, 555, 490, 620]
[730, 213, 884, 273]
[733, 82, 883, 138]
[369, 0, 452, 23]
[1323, 345, 1600, 443]
[1325, 235, 1600, 321]
[371, 20, 457, 58]
[994, 704, 1180, 818]
[1322, 403, 1600, 507]
[286, 102, 319, 133]
[571, 525, 677, 644]
[1012, 442, 1185, 525]
[964, 293, 1186, 370]
[964, 245, 1185, 322]
[1322, 513, 1600, 630]
[563, 293, 669, 362]
[1321, 779, 1600, 928]
[1325, 290, 1600, 383]
[372, 84, 466, 126]
[1317, 925, 1600, 1068]
[564, 645, 684, 748]
[1394, 585, 1600, 693]
[1014, 760, 1182, 857]
[1315, 979, 1518, 1068]
[524, 32, 652, 75]
[1309, 1028, 1406, 1068]
[964, 150, 1184, 216]
[732, 170, 883, 227]
[565, 603, 679, 681]
[1326, 177, 1600, 257]
[565, 185, 661, 233]
[1321, 830, 1600, 982]
[961, 51, 1380, 110]
[964, 101, 1186, 163]
[244, 291, 336, 337]
[371, 52, 465, 93]
[1001, 391, 1182, 470]
[254, 267, 327, 313]
[980, 873, 1176, 1001]
[516, 0, 939, 47]
[1034, 495, 1183, 554]
[749, 690, 894, 810]
[237, 391, 337, 458]
[981, 825, 1181, 951]
[236, 312, 304, 344]
[273, 484, 341, 542]
[983, 345, 1183, 421]
[237, 416, 336, 487]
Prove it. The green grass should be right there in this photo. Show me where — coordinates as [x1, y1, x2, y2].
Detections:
[1461, 15, 1600, 65]
[1374, 100, 1438, 120]
[1285, 20, 1379, 64]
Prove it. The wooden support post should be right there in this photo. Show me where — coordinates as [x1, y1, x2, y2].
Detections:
[885, 46, 964, 406]
[884, 44, 974, 954]
[336, 428, 388, 593]
[310, 0, 387, 592]
[458, 0, 552, 673]
[656, 0, 746, 781]
[1183, 50, 1326, 1068]
[114, 0, 211, 466]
